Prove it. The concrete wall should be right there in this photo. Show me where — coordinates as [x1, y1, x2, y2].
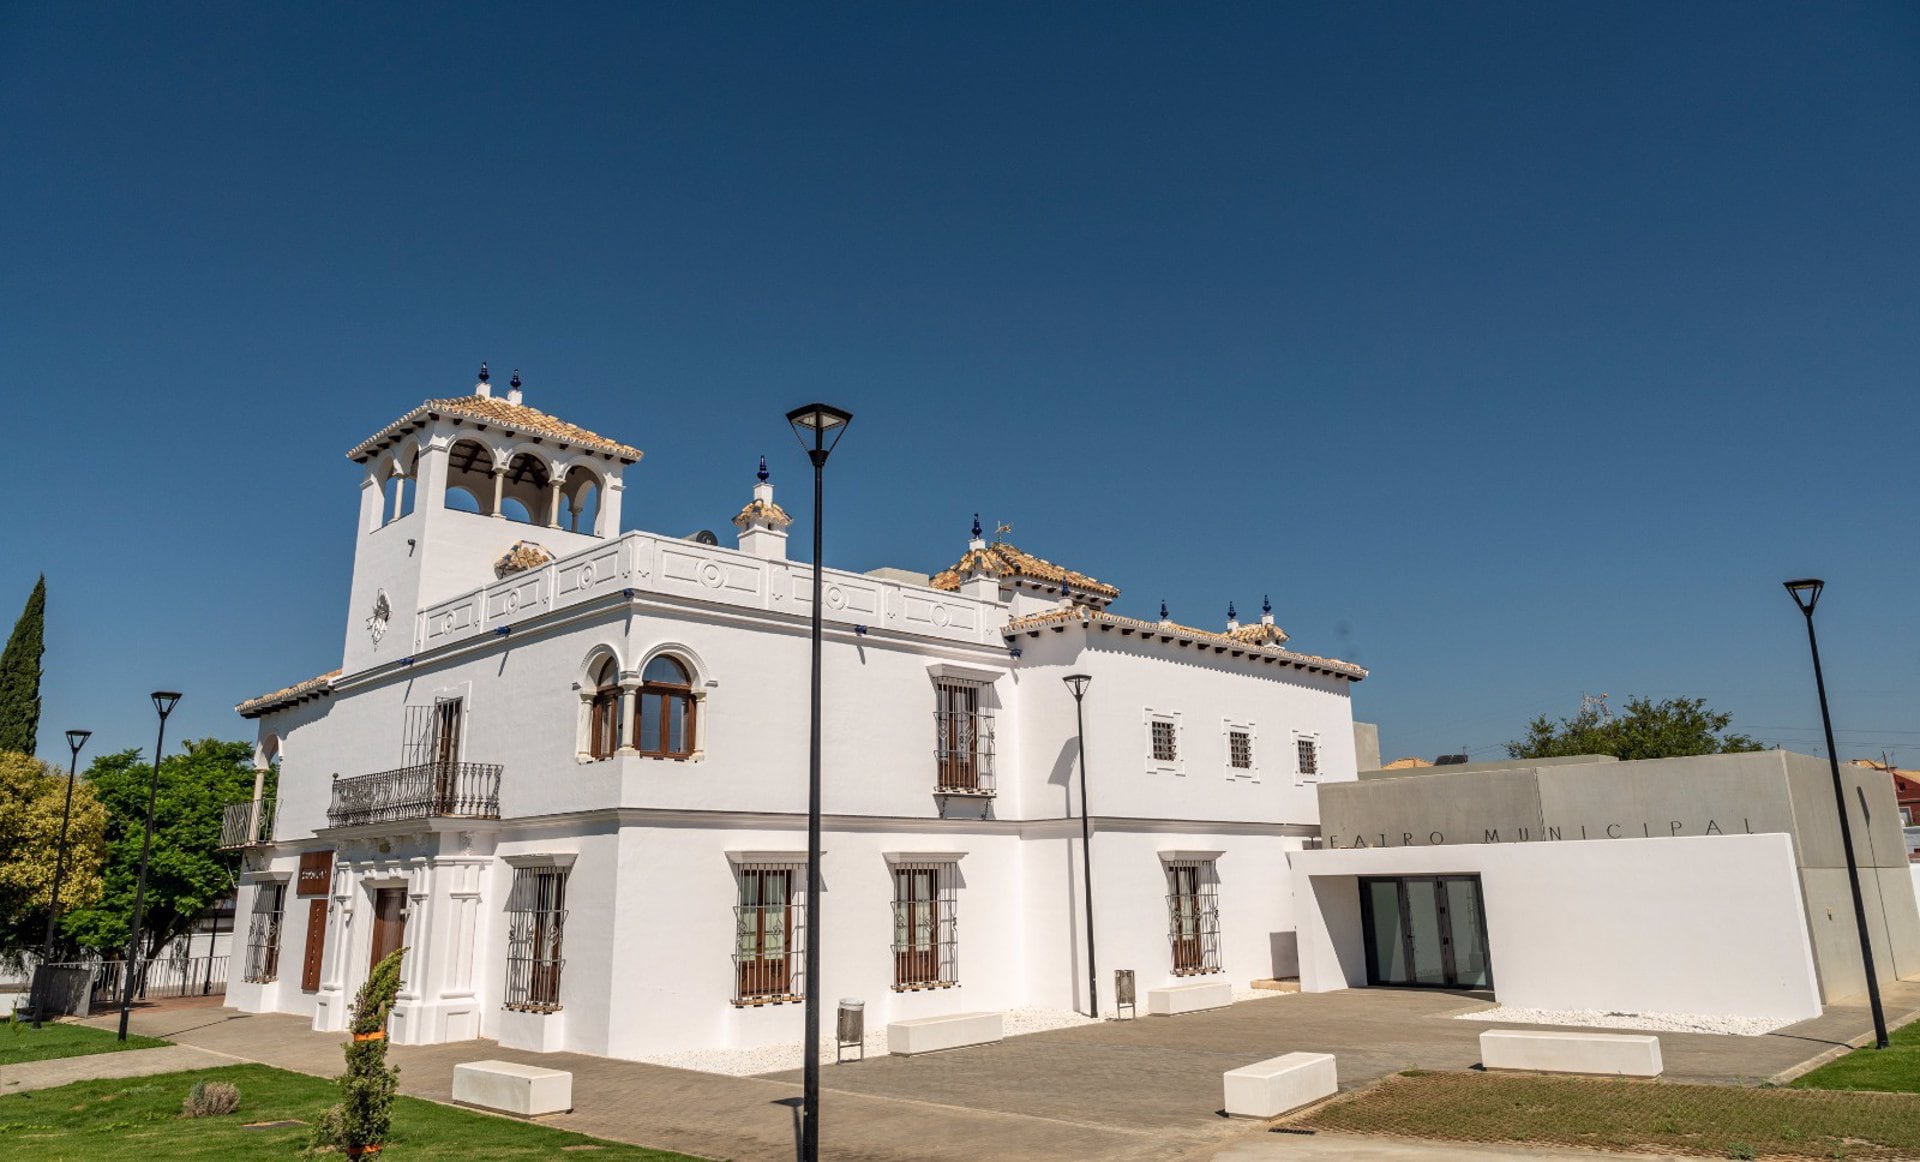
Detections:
[1291, 835, 1823, 1022]
[1318, 750, 1920, 1004]
[1352, 722, 1380, 774]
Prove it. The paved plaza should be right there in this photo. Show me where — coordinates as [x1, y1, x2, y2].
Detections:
[38, 981, 1920, 1162]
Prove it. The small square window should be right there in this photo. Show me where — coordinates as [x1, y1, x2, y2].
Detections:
[1152, 719, 1178, 763]
[1229, 730, 1252, 770]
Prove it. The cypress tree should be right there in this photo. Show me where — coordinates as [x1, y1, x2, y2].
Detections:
[0, 575, 46, 755]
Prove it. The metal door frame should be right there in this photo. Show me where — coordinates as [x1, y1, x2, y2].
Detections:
[1358, 874, 1493, 991]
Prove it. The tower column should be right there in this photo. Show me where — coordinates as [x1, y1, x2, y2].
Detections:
[490, 466, 507, 518]
[388, 467, 407, 524]
[547, 479, 564, 529]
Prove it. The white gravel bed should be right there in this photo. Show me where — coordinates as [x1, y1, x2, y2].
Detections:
[631, 1005, 1099, 1077]
[1455, 1005, 1797, 1037]
[1231, 985, 1292, 1003]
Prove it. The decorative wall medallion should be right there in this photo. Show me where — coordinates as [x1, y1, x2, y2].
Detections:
[578, 563, 595, 586]
[503, 590, 520, 614]
[458, 830, 474, 854]
[366, 591, 391, 645]
[826, 585, 848, 610]
[699, 561, 724, 588]
[932, 606, 952, 628]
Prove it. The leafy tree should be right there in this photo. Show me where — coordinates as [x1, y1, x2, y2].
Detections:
[1507, 696, 1764, 762]
[60, 739, 255, 958]
[0, 750, 106, 958]
[0, 576, 45, 756]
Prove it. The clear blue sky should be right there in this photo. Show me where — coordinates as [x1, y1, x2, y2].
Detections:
[4, 3, 1916, 768]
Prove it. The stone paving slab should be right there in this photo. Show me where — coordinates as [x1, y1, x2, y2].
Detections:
[58, 979, 1920, 1162]
[1, 1043, 239, 1094]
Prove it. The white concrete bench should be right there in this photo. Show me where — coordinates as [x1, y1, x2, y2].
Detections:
[1147, 980, 1232, 1015]
[1480, 1030, 1663, 1077]
[887, 1011, 1003, 1056]
[451, 1059, 574, 1116]
[1224, 1052, 1338, 1118]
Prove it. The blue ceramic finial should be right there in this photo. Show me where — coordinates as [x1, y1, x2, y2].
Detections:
[1263, 594, 1271, 615]
[1228, 601, 1237, 621]
[510, 369, 521, 390]
[477, 361, 490, 383]
[1160, 599, 1169, 620]
[972, 513, 982, 539]
[757, 455, 769, 483]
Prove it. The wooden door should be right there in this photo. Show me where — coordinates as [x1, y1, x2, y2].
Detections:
[369, 888, 407, 971]
[300, 898, 328, 991]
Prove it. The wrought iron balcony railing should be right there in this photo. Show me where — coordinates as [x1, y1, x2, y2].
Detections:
[326, 761, 503, 828]
[216, 798, 275, 850]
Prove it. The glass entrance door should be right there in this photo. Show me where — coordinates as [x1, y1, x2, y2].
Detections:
[1360, 875, 1492, 990]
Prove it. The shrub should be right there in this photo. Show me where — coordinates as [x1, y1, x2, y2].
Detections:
[182, 1080, 240, 1117]
[312, 946, 405, 1156]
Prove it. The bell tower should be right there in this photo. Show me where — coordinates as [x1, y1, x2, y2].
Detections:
[339, 365, 643, 675]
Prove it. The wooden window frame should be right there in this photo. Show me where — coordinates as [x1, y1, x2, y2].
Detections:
[634, 657, 697, 759]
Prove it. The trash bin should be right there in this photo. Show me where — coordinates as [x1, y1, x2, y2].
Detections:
[1114, 968, 1137, 1018]
[836, 998, 865, 1063]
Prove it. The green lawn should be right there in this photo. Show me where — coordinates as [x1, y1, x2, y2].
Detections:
[1292, 1070, 1920, 1159]
[0, 1019, 169, 1065]
[0, 1063, 704, 1160]
[1794, 1018, 1920, 1094]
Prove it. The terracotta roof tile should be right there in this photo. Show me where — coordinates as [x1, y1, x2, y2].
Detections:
[732, 497, 794, 531]
[930, 542, 1119, 599]
[348, 394, 643, 463]
[1002, 608, 1366, 679]
[237, 670, 340, 718]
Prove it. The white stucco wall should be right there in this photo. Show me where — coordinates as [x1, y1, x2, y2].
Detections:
[1290, 834, 1822, 1022]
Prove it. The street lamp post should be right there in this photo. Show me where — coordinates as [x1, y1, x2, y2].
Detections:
[786, 402, 851, 1162]
[1784, 579, 1888, 1050]
[119, 691, 181, 1042]
[1063, 674, 1098, 1018]
[32, 728, 92, 1028]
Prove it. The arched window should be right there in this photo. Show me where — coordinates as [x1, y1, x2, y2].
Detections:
[588, 658, 620, 760]
[636, 655, 696, 758]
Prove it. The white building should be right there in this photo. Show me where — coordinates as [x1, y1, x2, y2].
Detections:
[223, 369, 1367, 1058]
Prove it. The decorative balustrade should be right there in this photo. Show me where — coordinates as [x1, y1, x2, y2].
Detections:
[216, 798, 275, 849]
[326, 761, 503, 828]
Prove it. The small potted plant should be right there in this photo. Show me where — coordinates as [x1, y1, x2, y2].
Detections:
[315, 946, 405, 1158]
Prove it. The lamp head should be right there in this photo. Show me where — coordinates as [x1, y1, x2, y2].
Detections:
[151, 691, 183, 718]
[785, 403, 853, 459]
[66, 729, 91, 753]
[1784, 578, 1824, 616]
[1062, 673, 1093, 700]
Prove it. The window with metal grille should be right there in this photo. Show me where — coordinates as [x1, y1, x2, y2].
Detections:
[1229, 730, 1253, 770]
[1151, 719, 1177, 763]
[891, 863, 958, 989]
[504, 866, 568, 1011]
[733, 863, 804, 1004]
[243, 882, 286, 983]
[933, 680, 994, 794]
[1296, 737, 1319, 780]
[1164, 860, 1221, 976]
